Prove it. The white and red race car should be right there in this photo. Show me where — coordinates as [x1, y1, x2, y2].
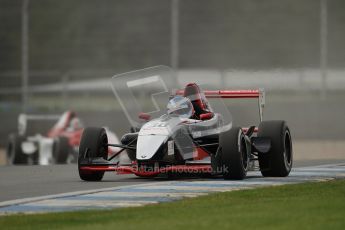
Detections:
[77, 66, 293, 181]
[7, 111, 121, 165]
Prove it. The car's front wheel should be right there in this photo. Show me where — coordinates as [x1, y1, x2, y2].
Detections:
[78, 127, 108, 181]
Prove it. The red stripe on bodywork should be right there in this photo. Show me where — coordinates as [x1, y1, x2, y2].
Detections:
[79, 164, 212, 177]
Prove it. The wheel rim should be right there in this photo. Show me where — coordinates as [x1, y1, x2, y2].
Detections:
[284, 130, 292, 168]
[240, 135, 248, 170]
[99, 132, 108, 160]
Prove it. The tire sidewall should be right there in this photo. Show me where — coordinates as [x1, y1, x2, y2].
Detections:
[219, 127, 248, 179]
[7, 134, 27, 165]
[78, 127, 108, 181]
[258, 120, 293, 177]
[282, 128, 293, 172]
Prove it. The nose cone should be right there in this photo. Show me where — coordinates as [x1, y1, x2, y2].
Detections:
[136, 135, 168, 160]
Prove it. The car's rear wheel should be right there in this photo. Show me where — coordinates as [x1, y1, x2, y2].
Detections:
[7, 134, 28, 165]
[53, 136, 70, 164]
[219, 127, 249, 180]
[257, 120, 293, 177]
[78, 127, 108, 181]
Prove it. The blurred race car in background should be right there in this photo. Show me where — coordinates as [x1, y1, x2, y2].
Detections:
[7, 111, 122, 165]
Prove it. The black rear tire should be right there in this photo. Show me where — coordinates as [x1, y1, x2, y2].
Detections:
[219, 127, 249, 180]
[78, 127, 108, 181]
[257, 120, 293, 177]
[7, 134, 28, 165]
[53, 136, 70, 164]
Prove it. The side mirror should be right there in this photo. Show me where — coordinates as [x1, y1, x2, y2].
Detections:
[138, 112, 151, 121]
[200, 112, 213, 120]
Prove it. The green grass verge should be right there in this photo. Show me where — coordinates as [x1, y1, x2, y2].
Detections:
[1, 179, 345, 230]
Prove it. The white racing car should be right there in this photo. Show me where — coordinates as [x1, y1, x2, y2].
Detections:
[7, 111, 122, 165]
[78, 66, 293, 181]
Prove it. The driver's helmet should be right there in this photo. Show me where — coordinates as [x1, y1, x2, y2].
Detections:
[69, 117, 83, 130]
[167, 96, 194, 118]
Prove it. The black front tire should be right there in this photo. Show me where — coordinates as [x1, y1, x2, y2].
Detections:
[257, 120, 293, 177]
[78, 127, 108, 181]
[7, 134, 28, 165]
[53, 136, 70, 164]
[219, 127, 249, 180]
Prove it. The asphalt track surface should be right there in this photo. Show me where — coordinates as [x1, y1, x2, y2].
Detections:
[0, 162, 344, 215]
[0, 159, 344, 203]
[0, 164, 154, 202]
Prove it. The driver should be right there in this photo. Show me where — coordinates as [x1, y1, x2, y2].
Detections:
[167, 96, 194, 119]
[67, 117, 83, 131]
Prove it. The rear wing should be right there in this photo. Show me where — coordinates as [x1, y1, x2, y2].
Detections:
[18, 114, 61, 136]
[175, 89, 265, 122]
